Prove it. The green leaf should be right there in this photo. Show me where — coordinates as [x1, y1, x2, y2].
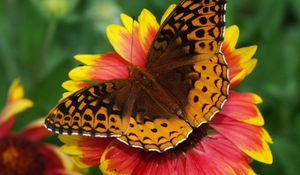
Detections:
[271, 137, 300, 175]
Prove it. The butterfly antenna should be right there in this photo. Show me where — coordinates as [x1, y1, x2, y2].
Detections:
[130, 16, 135, 65]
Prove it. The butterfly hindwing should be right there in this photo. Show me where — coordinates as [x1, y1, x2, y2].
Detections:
[146, 0, 229, 127]
[45, 80, 132, 137]
[119, 88, 192, 152]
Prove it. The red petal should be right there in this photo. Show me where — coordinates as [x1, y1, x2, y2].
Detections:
[219, 91, 264, 125]
[107, 19, 147, 67]
[45, 169, 68, 175]
[211, 116, 263, 148]
[200, 135, 253, 174]
[0, 117, 15, 137]
[138, 9, 159, 54]
[176, 134, 254, 175]
[210, 114, 272, 163]
[132, 151, 180, 175]
[79, 137, 114, 166]
[38, 144, 64, 171]
[100, 134, 254, 175]
[70, 52, 129, 82]
[100, 141, 143, 175]
[20, 126, 50, 141]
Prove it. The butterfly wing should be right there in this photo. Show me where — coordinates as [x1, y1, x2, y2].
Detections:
[45, 78, 191, 152]
[146, 0, 229, 127]
[118, 88, 192, 152]
[45, 0, 228, 153]
[45, 80, 134, 137]
[146, 0, 226, 66]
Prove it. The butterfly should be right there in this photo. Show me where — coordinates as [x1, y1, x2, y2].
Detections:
[45, 0, 229, 152]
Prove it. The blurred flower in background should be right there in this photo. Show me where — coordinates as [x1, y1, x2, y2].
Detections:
[86, 0, 122, 34]
[31, 0, 79, 21]
[0, 79, 33, 129]
[0, 79, 81, 175]
[58, 5, 273, 175]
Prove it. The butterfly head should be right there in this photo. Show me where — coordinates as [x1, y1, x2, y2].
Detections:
[128, 64, 151, 85]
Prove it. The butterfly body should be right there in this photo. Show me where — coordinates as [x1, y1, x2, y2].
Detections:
[128, 64, 184, 119]
[45, 0, 229, 152]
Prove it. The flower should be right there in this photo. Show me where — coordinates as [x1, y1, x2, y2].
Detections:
[0, 79, 81, 175]
[31, 0, 78, 20]
[86, 0, 122, 34]
[59, 5, 273, 175]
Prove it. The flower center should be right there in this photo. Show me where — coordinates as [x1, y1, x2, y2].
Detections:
[173, 124, 209, 153]
[0, 136, 46, 175]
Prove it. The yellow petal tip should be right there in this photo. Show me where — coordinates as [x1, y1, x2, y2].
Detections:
[8, 78, 24, 102]
[69, 66, 92, 81]
[160, 4, 176, 24]
[242, 140, 273, 164]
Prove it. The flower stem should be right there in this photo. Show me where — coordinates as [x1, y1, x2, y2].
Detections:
[30, 20, 57, 94]
[0, 0, 19, 81]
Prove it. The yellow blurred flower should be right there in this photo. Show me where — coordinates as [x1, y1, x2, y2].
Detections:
[0, 79, 33, 126]
[32, 0, 78, 20]
[86, 0, 122, 33]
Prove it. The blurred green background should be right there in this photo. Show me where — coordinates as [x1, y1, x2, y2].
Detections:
[0, 0, 299, 174]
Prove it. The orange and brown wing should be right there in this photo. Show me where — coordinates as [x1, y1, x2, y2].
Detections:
[44, 80, 133, 137]
[146, 0, 229, 127]
[146, 0, 226, 66]
[45, 79, 192, 152]
[118, 88, 192, 152]
[155, 53, 228, 127]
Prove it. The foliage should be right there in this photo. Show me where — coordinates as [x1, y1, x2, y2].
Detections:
[0, 0, 299, 174]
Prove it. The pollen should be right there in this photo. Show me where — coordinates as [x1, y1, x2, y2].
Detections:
[172, 124, 209, 153]
[2, 144, 19, 168]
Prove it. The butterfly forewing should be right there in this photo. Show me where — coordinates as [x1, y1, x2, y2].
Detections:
[45, 80, 133, 137]
[146, 0, 229, 127]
